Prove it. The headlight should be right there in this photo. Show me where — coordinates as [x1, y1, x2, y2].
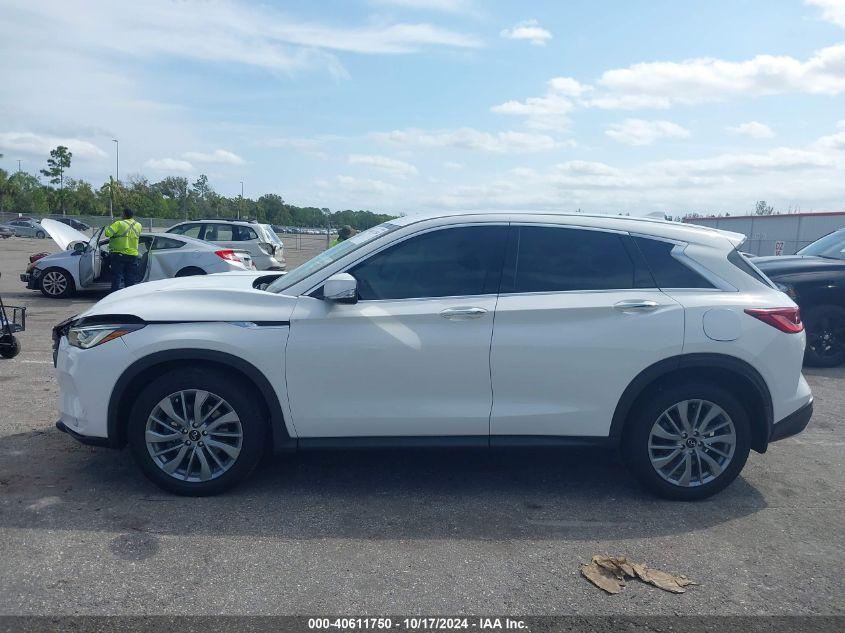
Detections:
[67, 323, 144, 349]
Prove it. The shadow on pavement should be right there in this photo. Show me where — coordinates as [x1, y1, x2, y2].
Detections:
[0, 427, 767, 541]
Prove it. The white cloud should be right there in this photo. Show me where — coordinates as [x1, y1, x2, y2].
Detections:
[0, 131, 107, 159]
[807, 0, 845, 27]
[349, 154, 418, 177]
[145, 158, 194, 173]
[605, 119, 691, 146]
[374, 127, 559, 152]
[814, 119, 845, 150]
[727, 121, 776, 139]
[500, 19, 552, 46]
[596, 44, 845, 106]
[443, 161, 464, 169]
[3, 0, 483, 83]
[316, 175, 399, 195]
[183, 149, 245, 165]
[372, 0, 475, 13]
[547, 77, 592, 97]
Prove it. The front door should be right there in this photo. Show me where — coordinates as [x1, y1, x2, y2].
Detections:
[285, 224, 508, 438]
[78, 228, 104, 288]
[490, 224, 685, 438]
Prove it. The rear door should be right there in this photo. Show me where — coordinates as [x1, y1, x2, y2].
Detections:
[490, 224, 685, 438]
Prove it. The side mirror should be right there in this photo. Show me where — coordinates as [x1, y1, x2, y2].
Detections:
[323, 273, 358, 303]
[72, 242, 86, 254]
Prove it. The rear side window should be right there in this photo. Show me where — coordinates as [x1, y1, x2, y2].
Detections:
[204, 224, 235, 241]
[170, 223, 203, 239]
[235, 226, 259, 241]
[728, 249, 773, 287]
[507, 226, 642, 293]
[351, 225, 507, 300]
[633, 237, 715, 289]
[152, 236, 185, 250]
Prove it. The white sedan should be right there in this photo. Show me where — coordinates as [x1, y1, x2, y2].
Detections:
[21, 219, 254, 298]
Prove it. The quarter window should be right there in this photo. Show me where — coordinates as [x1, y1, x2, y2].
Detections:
[633, 237, 715, 289]
[350, 225, 508, 300]
[508, 226, 642, 293]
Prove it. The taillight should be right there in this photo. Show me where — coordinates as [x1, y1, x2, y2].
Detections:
[215, 249, 241, 263]
[745, 307, 803, 333]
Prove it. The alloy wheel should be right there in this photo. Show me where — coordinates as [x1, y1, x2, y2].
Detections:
[41, 271, 68, 296]
[145, 390, 243, 482]
[648, 399, 736, 487]
[807, 314, 845, 361]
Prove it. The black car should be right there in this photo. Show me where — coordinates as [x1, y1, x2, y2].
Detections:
[754, 228, 845, 367]
[52, 216, 91, 231]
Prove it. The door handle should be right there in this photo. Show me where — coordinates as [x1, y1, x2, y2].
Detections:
[440, 307, 488, 320]
[614, 299, 659, 312]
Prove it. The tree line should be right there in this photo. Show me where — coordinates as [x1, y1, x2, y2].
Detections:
[0, 147, 397, 230]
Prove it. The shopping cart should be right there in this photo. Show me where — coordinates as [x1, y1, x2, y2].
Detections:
[0, 272, 26, 359]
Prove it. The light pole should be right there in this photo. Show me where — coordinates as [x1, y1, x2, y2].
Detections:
[239, 181, 244, 220]
[17, 159, 21, 174]
[112, 139, 119, 183]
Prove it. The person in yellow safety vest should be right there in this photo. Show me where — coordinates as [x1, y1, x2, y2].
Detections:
[104, 207, 142, 292]
[330, 225, 357, 248]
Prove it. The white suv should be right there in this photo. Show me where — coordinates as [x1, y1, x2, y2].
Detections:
[166, 220, 285, 270]
[53, 212, 812, 499]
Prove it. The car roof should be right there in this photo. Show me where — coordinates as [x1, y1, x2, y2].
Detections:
[389, 210, 746, 249]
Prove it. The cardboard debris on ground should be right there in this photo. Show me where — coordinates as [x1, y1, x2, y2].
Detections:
[580, 555, 698, 595]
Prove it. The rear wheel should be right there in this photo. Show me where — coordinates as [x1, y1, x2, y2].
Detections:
[803, 305, 845, 367]
[175, 267, 206, 277]
[622, 382, 751, 500]
[36, 230, 46, 239]
[39, 268, 75, 298]
[127, 367, 266, 495]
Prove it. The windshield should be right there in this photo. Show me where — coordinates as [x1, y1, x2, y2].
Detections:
[266, 222, 402, 293]
[798, 229, 845, 259]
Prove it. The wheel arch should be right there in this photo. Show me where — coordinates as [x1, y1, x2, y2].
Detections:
[609, 353, 774, 453]
[108, 349, 294, 452]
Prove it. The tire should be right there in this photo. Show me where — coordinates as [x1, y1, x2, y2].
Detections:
[36, 230, 46, 239]
[38, 268, 75, 298]
[175, 267, 206, 277]
[127, 367, 267, 496]
[622, 382, 751, 501]
[0, 337, 21, 359]
[803, 305, 845, 367]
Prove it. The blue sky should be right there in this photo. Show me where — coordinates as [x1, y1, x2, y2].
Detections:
[1, 0, 845, 216]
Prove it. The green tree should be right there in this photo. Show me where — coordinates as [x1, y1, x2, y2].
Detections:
[40, 145, 73, 215]
[754, 200, 775, 216]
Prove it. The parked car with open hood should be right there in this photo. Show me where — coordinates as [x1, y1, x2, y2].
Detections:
[754, 227, 845, 367]
[52, 212, 811, 499]
[166, 220, 285, 270]
[21, 218, 253, 298]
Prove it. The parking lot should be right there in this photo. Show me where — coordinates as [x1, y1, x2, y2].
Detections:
[0, 235, 843, 616]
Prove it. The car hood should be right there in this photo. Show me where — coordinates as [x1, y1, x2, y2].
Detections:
[753, 255, 845, 276]
[80, 271, 296, 322]
[40, 218, 89, 250]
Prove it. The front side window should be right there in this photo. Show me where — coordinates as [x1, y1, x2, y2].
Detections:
[350, 225, 508, 300]
[633, 237, 715, 289]
[506, 226, 642, 293]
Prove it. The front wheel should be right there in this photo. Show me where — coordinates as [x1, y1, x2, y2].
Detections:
[127, 367, 267, 495]
[803, 305, 845, 367]
[39, 268, 75, 298]
[622, 382, 751, 500]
